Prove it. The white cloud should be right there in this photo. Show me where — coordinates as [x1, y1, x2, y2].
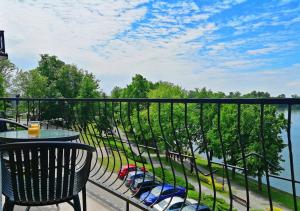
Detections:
[0, 0, 299, 96]
[247, 46, 278, 55]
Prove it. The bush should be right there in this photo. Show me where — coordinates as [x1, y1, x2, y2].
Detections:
[199, 174, 225, 192]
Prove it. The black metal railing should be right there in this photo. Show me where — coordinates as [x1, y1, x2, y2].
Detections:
[1, 97, 300, 211]
[0, 30, 8, 58]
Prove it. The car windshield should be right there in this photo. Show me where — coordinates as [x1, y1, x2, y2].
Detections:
[150, 186, 163, 196]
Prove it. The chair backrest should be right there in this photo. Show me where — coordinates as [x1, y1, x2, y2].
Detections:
[0, 118, 28, 132]
[0, 141, 95, 205]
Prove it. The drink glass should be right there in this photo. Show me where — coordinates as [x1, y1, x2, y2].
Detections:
[28, 121, 40, 137]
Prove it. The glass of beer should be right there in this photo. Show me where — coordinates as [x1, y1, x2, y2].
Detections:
[28, 121, 40, 137]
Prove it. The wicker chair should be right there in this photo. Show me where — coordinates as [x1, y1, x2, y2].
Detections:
[0, 141, 95, 211]
[0, 118, 28, 132]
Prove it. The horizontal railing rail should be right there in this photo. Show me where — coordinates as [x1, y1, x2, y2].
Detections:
[0, 97, 299, 211]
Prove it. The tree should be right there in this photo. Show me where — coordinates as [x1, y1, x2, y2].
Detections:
[111, 86, 123, 98]
[77, 73, 102, 131]
[13, 69, 49, 98]
[205, 101, 286, 191]
[78, 73, 100, 98]
[277, 94, 286, 98]
[56, 64, 84, 98]
[122, 74, 153, 98]
[131, 82, 190, 150]
[36, 54, 65, 82]
[243, 91, 271, 98]
[0, 59, 15, 96]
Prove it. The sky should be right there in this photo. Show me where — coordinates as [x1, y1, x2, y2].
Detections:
[0, 0, 300, 96]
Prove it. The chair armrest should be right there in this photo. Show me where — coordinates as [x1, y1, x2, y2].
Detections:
[0, 118, 28, 130]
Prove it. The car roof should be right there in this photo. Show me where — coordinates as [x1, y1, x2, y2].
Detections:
[134, 178, 156, 184]
[156, 184, 176, 191]
[122, 164, 136, 169]
[160, 196, 184, 204]
[127, 170, 144, 176]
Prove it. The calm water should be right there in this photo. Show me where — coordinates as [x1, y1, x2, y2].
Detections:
[268, 109, 300, 195]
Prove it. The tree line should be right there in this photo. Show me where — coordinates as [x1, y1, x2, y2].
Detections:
[0, 55, 298, 191]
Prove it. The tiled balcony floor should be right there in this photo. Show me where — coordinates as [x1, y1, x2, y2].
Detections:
[2, 182, 142, 211]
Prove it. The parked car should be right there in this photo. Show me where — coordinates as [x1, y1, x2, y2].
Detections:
[140, 184, 186, 206]
[118, 164, 146, 179]
[182, 204, 211, 211]
[125, 171, 154, 187]
[130, 178, 161, 197]
[154, 197, 203, 211]
[153, 196, 186, 211]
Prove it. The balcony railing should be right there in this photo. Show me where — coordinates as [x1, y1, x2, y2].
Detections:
[1, 97, 300, 211]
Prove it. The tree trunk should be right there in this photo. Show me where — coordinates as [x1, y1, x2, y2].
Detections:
[258, 175, 262, 191]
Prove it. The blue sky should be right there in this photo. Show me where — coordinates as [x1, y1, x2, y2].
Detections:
[0, 0, 300, 95]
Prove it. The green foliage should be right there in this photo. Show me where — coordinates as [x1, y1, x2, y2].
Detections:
[187, 190, 235, 211]
[13, 54, 101, 99]
[151, 167, 195, 190]
[0, 59, 15, 96]
[56, 64, 84, 98]
[123, 74, 153, 98]
[112, 79, 288, 192]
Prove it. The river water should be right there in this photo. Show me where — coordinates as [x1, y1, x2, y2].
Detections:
[268, 109, 300, 195]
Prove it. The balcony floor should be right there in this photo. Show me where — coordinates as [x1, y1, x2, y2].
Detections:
[2, 182, 142, 211]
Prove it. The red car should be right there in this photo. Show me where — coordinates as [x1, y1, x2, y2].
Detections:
[118, 164, 146, 179]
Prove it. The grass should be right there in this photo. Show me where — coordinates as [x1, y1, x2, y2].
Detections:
[100, 151, 152, 173]
[187, 190, 236, 211]
[160, 157, 227, 194]
[195, 155, 300, 210]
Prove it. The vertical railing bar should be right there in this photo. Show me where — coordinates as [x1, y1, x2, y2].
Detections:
[88, 101, 106, 178]
[16, 95, 19, 123]
[83, 103, 100, 175]
[93, 101, 111, 180]
[217, 103, 233, 210]
[101, 101, 117, 184]
[4, 99, 7, 118]
[27, 101, 30, 125]
[260, 104, 273, 211]
[113, 101, 131, 190]
[109, 102, 128, 190]
[184, 103, 202, 209]
[90, 103, 103, 177]
[146, 102, 167, 207]
[72, 101, 90, 169]
[158, 102, 177, 201]
[237, 104, 250, 210]
[170, 102, 189, 207]
[200, 103, 216, 210]
[107, 101, 125, 187]
[32, 100, 35, 120]
[38, 100, 41, 121]
[117, 102, 137, 192]
[135, 102, 155, 200]
[287, 104, 297, 210]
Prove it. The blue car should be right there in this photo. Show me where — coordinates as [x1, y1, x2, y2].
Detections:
[140, 184, 186, 206]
